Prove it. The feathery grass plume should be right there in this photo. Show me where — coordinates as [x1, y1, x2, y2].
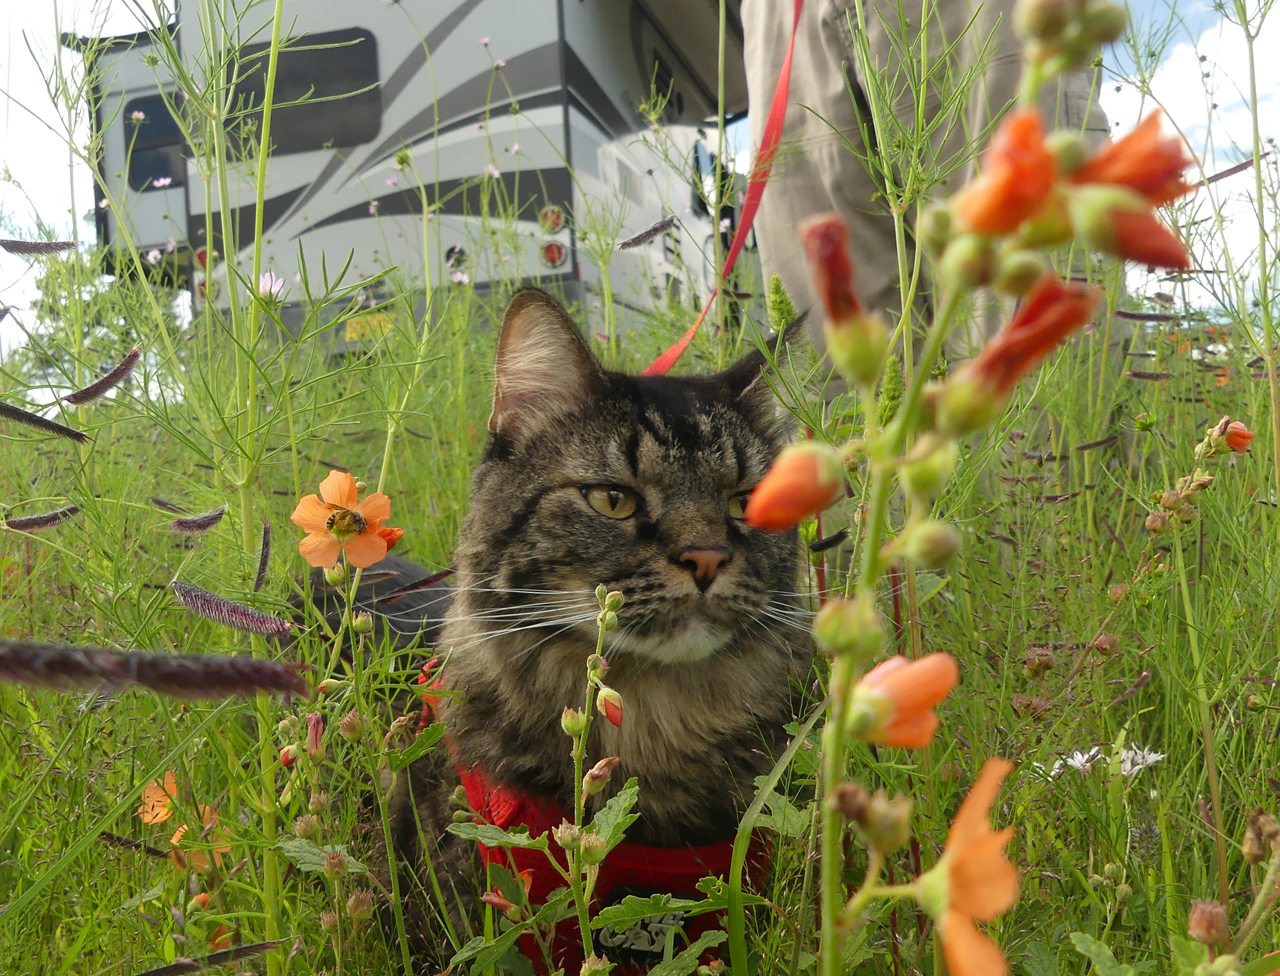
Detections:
[878, 354, 904, 427]
[0, 639, 308, 698]
[767, 273, 798, 336]
[617, 214, 676, 250]
[0, 304, 11, 323]
[171, 581, 295, 637]
[170, 506, 228, 535]
[376, 567, 455, 604]
[3, 505, 80, 533]
[128, 940, 288, 976]
[64, 347, 142, 405]
[151, 497, 185, 514]
[0, 239, 78, 256]
[0, 400, 89, 443]
[254, 520, 272, 592]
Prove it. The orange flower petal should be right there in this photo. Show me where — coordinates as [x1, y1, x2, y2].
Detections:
[318, 470, 359, 509]
[343, 530, 389, 569]
[1110, 210, 1191, 269]
[355, 491, 391, 523]
[947, 758, 1014, 851]
[377, 526, 404, 551]
[290, 494, 334, 534]
[942, 909, 1008, 976]
[139, 770, 178, 824]
[1069, 111, 1194, 206]
[872, 652, 959, 717]
[955, 110, 1057, 235]
[299, 532, 342, 569]
[950, 827, 1019, 920]
[879, 710, 939, 748]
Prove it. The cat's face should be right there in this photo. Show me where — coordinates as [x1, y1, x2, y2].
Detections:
[451, 289, 805, 665]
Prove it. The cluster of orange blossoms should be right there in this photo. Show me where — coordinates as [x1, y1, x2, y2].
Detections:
[954, 108, 1195, 272]
[138, 770, 232, 873]
[291, 470, 404, 569]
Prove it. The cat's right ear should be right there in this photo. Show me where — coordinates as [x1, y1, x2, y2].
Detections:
[489, 289, 603, 436]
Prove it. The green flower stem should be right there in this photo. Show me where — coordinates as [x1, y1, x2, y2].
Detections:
[1230, 843, 1280, 956]
[1171, 523, 1229, 907]
[820, 289, 962, 976]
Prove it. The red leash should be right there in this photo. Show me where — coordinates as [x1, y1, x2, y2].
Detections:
[644, 0, 806, 376]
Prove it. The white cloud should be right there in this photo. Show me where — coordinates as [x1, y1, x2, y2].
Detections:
[1100, 11, 1279, 310]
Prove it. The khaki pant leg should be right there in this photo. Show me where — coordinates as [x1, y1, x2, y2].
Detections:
[743, 0, 1113, 357]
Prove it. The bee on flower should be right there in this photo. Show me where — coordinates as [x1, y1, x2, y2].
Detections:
[291, 470, 404, 569]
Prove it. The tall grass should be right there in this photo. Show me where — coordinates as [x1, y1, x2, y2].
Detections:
[2, 0, 1280, 973]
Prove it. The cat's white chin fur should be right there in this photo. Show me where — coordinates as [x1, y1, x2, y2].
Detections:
[604, 615, 732, 664]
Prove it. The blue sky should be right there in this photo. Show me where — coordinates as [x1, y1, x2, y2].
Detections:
[1, 0, 1274, 351]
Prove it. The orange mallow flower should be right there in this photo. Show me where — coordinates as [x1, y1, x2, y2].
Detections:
[291, 470, 402, 569]
[1069, 110, 1194, 207]
[170, 804, 232, 873]
[1225, 420, 1255, 453]
[845, 653, 959, 747]
[955, 110, 1057, 235]
[937, 273, 1101, 435]
[745, 442, 846, 531]
[138, 770, 178, 824]
[915, 758, 1019, 976]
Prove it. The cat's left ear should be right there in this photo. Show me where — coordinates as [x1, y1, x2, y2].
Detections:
[719, 311, 809, 412]
[489, 288, 604, 436]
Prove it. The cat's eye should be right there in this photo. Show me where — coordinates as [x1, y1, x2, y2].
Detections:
[583, 485, 640, 519]
[727, 493, 751, 520]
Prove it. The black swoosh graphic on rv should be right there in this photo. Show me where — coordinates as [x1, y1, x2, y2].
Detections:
[564, 45, 630, 139]
[282, 0, 486, 228]
[348, 43, 563, 183]
[300, 167, 573, 233]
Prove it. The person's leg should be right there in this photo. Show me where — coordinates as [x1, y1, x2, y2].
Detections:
[742, 0, 904, 338]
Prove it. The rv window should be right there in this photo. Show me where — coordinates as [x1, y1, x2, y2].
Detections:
[233, 28, 381, 156]
[125, 94, 187, 192]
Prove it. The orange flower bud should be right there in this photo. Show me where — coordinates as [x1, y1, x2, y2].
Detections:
[846, 653, 959, 748]
[481, 890, 519, 917]
[937, 274, 1101, 436]
[799, 213, 887, 387]
[1225, 420, 1255, 453]
[955, 110, 1057, 235]
[745, 442, 846, 531]
[597, 687, 623, 728]
[1068, 185, 1191, 269]
[305, 712, 325, 764]
[1069, 110, 1194, 206]
[280, 744, 299, 767]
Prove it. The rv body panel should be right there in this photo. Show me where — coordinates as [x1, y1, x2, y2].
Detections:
[71, 0, 734, 318]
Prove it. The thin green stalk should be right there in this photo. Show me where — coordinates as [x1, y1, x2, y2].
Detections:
[819, 291, 961, 975]
[1171, 524, 1229, 907]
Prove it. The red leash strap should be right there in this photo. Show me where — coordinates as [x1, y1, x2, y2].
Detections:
[644, 0, 806, 376]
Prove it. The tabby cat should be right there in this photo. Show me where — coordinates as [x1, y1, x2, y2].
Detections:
[392, 288, 812, 963]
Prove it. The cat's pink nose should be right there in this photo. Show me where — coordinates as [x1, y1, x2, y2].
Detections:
[677, 548, 731, 590]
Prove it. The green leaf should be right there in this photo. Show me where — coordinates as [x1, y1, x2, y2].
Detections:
[1169, 936, 1208, 976]
[694, 875, 769, 911]
[1239, 951, 1280, 976]
[752, 787, 809, 837]
[592, 893, 704, 932]
[386, 722, 446, 771]
[1023, 941, 1059, 976]
[446, 822, 549, 851]
[914, 571, 948, 606]
[1070, 932, 1135, 976]
[275, 837, 368, 874]
[589, 777, 640, 854]
[647, 930, 727, 976]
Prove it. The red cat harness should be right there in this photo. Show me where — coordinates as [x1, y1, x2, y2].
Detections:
[418, 662, 769, 975]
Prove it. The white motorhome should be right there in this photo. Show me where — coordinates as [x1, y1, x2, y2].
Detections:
[65, 0, 748, 326]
